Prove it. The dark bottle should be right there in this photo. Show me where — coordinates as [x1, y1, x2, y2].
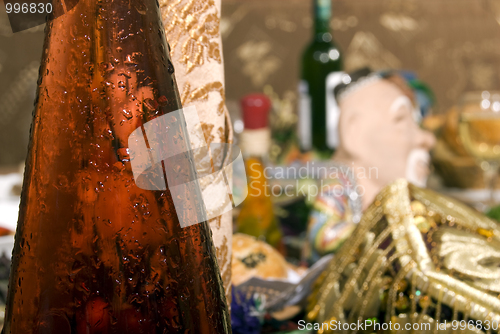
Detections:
[2, 0, 231, 333]
[298, 0, 343, 157]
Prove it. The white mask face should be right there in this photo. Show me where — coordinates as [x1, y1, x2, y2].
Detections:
[406, 148, 431, 187]
[389, 95, 413, 115]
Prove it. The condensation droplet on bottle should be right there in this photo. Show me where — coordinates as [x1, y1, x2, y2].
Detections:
[124, 54, 135, 65]
[167, 60, 174, 74]
[121, 108, 133, 120]
[117, 148, 130, 162]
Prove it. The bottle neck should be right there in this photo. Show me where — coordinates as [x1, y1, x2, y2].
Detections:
[240, 128, 271, 159]
[313, 0, 332, 37]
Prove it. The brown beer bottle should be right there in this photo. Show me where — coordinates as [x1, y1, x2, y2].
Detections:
[2, 0, 231, 333]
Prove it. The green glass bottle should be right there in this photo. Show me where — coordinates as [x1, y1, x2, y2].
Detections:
[298, 0, 343, 157]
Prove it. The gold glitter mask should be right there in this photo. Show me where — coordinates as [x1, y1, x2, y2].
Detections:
[308, 179, 500, 332]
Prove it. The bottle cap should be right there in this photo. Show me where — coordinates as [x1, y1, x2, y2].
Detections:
[241, 94, 272, 130]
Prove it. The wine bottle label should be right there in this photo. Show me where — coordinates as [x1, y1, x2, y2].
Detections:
[326, 71, 344, 149]
[298, 80, 312, 151]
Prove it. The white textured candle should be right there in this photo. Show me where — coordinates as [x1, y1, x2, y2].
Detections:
[160, 0, 233, 304]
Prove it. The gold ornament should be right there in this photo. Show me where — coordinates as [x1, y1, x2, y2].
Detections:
[308, 179, 500, 331]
